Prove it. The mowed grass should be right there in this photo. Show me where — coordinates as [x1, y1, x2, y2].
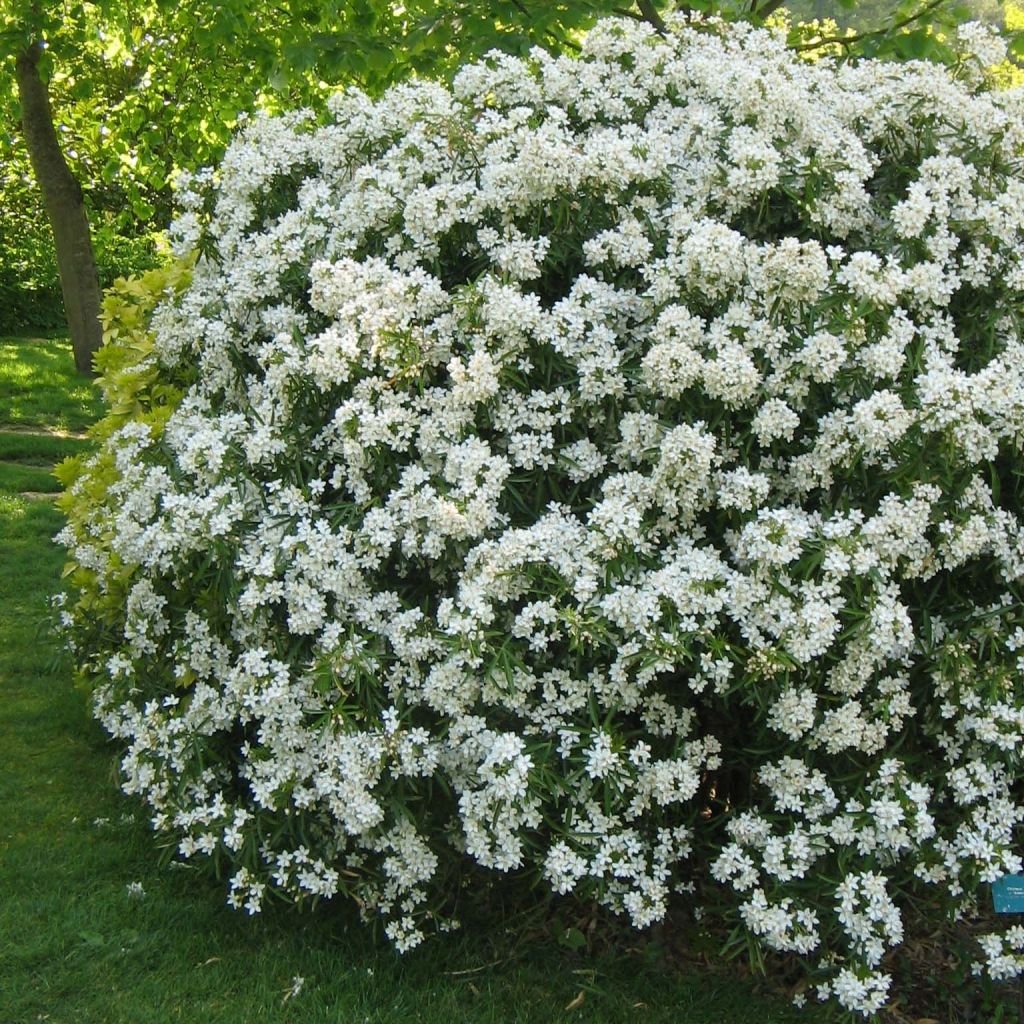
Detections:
[0, 336, 807, 1024]
[0, 334, 105, 433]
[0, 336, 97, 497]
[0, 430, 92, 465]
[0, 461, 62, 493]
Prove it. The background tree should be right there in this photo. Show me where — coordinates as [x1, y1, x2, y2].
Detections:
[1, 0, 1018, 373]
[8, 9, 103, 374]
[0, 0, 646, 372]
[785, 0, 1003, 33]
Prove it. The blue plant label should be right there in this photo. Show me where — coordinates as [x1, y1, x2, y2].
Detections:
[992, 874, 1024, 913]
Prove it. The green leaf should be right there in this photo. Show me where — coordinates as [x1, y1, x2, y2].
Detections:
[131, 197, 154, 221]
[894, 27, 932, 60]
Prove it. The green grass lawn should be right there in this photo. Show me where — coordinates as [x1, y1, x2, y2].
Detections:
[0, 461, 62, 493]
[0, 335, 105, 433]
[0, 430, 92, 464]
[0, 336, 807, 1024]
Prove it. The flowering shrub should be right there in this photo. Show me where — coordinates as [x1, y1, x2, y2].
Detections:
[57, 15, 1024, 1016]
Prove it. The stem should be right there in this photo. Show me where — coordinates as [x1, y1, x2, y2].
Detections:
[634, 0, 668, 35]
[793, 0, 948, 53]
[753, 0, 788, 19]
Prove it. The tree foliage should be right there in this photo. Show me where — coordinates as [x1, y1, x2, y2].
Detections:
[0, 0, 650, 339]
[0, 2, 1021, 342]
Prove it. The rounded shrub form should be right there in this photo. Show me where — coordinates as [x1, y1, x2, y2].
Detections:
[60, 16, 1024, 1015]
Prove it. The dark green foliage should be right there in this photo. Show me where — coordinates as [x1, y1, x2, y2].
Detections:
[0, 214, 160, 333]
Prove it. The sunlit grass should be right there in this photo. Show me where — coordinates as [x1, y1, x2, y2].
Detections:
[0, 461, 61, 493]
[0, 335, 104, 433]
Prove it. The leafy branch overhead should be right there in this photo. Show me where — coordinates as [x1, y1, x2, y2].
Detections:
[0, 0, 1019, 361]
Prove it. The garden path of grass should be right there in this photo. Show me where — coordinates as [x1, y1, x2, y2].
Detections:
[0, 336, 807, 1024]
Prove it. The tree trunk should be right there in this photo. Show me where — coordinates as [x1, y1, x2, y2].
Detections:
[16, 42, 103, 376]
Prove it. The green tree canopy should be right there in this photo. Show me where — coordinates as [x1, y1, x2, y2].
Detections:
[0, 0, 656, 365]
[1, 0, 1019, 368]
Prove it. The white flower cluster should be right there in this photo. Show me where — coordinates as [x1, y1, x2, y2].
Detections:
[59, 15, 1024, 1015]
